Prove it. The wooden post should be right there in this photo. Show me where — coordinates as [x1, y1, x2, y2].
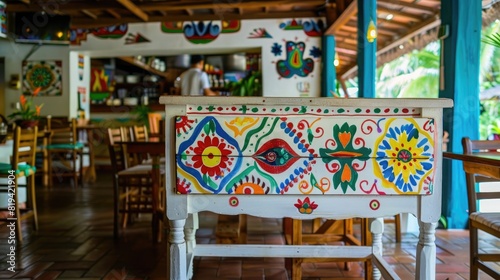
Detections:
[357, 0, 376, 98]
[439, 0, 481, 229]
[322, 34, 336, 97]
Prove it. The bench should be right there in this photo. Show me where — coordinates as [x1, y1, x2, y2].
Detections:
[160, 96, 453, 280]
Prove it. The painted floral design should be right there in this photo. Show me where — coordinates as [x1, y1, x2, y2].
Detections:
[176, 116, 195, 135]
[192, 136, 232, 177]
[294, 197, 318, 214]
[225, 117, 259, 137]
[320, 123, 372, 193]
[373, 119, 434, 193]
[176, 177, 191, 194]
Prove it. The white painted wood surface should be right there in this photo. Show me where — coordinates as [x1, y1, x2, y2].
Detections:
[160, 96, 453, 280]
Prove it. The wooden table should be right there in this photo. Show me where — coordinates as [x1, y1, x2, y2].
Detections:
[115, 141, 165, 241]
[160, 96, 453, 280]
[443, 152, 500, 178]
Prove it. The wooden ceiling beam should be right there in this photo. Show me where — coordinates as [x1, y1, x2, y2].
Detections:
[377, 7, 423, 21]
[6, 0, 324, 14]
[377, 16, 441, 56]
[341, 16, 441, 80]
[377, 0, 436, 14]
[139, 0, 325, 12]
[106, 9, 122, 19]
[81, 9, 98, 20]
[70, 11, 318, 28]
[6, 2, 119, 13]
[324, 0, 357, 35]
[116, 0, 149, 21]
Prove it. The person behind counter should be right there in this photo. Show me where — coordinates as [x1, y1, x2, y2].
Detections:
[180, 55, 219, 96]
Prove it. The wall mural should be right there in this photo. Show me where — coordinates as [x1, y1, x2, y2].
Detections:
[279, 18, 325, 37]
[272, 41, 315, 78]
[90, 68, 112, 93]
[175, 115, 436, 200]
[161, 20, 240, 44]
[125, 32, 150, 44]
[70, 24, 128, 45]
[22, 60, 62, 96]
[0, 1, 6, 38]
[78, 54, 84, 81]
[248, 28, 272, 38]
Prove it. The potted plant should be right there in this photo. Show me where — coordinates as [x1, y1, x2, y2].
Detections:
[8, 87, 43, 129]
[228, 71, 262, 97]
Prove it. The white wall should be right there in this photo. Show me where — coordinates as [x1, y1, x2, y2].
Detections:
[71, 18, 324, 97]
[0, 40, 72, 118]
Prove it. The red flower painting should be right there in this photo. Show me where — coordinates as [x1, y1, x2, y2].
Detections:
[192, 136, 232, 177]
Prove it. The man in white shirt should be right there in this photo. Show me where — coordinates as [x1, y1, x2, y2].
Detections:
[180, 55, 219, 96]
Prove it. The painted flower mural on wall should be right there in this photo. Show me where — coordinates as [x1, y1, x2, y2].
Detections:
[373, 119, 434, 193]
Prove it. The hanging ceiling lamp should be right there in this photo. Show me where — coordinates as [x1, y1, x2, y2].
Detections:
[367, 19, 377, 43]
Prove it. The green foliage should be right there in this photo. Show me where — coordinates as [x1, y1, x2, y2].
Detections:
[229, 71, 262, 96]
[482, 32, 500, 49]
[480, 100, 500, 139]
[131, 105, 151, 127]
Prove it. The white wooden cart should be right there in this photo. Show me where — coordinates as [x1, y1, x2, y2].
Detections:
[160, 96, 453, 280]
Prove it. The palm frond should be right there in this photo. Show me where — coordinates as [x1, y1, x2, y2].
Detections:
[482, 32, 500, 48]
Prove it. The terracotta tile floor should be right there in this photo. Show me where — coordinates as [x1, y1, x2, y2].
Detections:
[0, 172, 498, 279]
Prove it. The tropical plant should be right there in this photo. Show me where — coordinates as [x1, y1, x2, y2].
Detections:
[8, 87, 43, 121]
[229, 71, 262, 96]
[131, 105, 151, 127]
[376, 42, 440, 98]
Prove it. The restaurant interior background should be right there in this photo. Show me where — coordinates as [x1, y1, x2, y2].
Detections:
[0, 1, 498, 231]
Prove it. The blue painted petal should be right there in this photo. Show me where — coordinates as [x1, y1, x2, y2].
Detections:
[421, 162, 432, 170]
[417, 138, 428, 148]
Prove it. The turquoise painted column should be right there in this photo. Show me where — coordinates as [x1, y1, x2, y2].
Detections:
[439, 0, 481, 229]
[357, 0, 376, 98]
[322, 34, 336, 97]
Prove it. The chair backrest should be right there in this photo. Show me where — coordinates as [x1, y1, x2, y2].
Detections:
[148, 113, 162, 135]
[132, 125, 148, 142]
[12, 126, 38, 168]
[462, 137, 500, 213]
[106, 127, 126, 173]
[48, 117, 78, 145]
[107, 127, 123, 146]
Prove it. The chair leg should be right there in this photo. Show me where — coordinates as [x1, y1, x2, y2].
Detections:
[72, 150, 78, 188]
[291, 219, 302, 280]
[79, 149, 84, 186]
[470, 225, 479, 280]
[361, 218, 372, 280]
[47, 151, 53, 187]
[14, 179, 23, 243]
[395, 214, 402, 243]
[113, 174, 119, 239]
[29, 175, 38, 231]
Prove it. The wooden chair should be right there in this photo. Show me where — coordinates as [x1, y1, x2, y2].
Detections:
[0, 126, 39, 242]
[462, 137, 500, 280]
[107, 127, 163, 241]
[132, 125, 148, 142]
[147, 113, 162, 135]
[46, 117, 84, 187]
